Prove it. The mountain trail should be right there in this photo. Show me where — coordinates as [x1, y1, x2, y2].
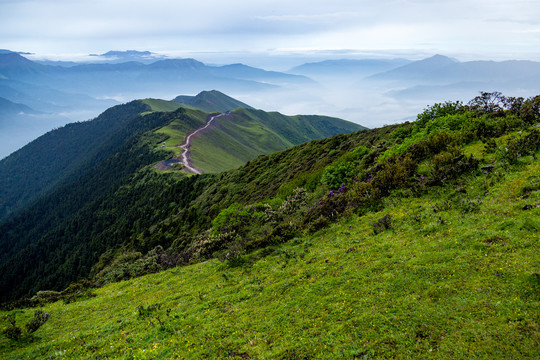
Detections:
[156, 113, 229, 173]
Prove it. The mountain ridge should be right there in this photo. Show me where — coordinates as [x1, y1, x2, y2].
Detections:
[289, 58, 412, 78]
[172, 90, 254, 113]
[368, 54, 540, 84]
[0, 92, 538, 359]
[0, 96, 36, 116]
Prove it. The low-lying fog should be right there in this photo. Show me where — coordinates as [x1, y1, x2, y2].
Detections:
[2, 54, 539, 160]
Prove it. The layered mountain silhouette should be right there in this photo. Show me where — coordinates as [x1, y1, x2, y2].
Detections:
[0, 96, 36, 116]
[0, 52, 311, 102]
[289, 58, 411, 79]
[367, 54, 540, 84]
[0, 51, 318, 159]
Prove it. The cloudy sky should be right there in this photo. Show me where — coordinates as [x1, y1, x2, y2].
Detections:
[1, 0, 539, 67]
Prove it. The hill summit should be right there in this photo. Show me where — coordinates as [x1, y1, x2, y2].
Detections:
[172, 90, 254, 113]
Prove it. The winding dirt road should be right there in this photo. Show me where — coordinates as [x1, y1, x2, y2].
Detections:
[178, 113, 226, 174]
[155, 113, 228, 173]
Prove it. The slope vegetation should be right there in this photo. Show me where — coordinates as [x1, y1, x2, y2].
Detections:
[0, 93, 364, 300]
[0, 93, 538, 359]
[0, 101, 150, 222]
[173, 90, 253, 113]
[189, 108, 366, 173]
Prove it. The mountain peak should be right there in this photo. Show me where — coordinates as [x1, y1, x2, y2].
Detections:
[173, 90, 253, 113]
[0, 52, 34, 65]
[423, 54, 458, 64]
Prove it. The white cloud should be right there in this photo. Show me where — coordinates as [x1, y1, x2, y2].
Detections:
[0, 0, 539, 60]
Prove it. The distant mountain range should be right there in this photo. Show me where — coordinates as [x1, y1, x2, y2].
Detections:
[367, 54, 540, 84]
[0, 96, 36, 116]
[366, 55, 540, 101]
[0, 52, 312, 102]
[289, 58, 411, 79]
[88, 50, 166, 64]
[1, 49, 539, 160]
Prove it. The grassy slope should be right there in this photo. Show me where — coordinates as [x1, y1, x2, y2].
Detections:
[190, 109, 365, 173]
[1, 146, 538, 359]
[173, 90, 254, 113]
[190, 112, 295, 173]
[153, 108, 208, 157]
[141, 99, 183, 113]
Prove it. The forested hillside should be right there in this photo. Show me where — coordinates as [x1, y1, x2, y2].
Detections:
[0, 95, 363, 301]
[0, 92, 538, 359]
[0, 101, 151, 222]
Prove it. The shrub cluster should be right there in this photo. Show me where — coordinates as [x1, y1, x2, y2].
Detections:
[373, 214, 392, 235]
[2, 310, 49, 341]
[496, 129, 540, 164]
[170, 188, 311, 267]
[94, 246, 181, 286]
[0, 280, 96, 311]
[468, 92, 540, 124]
[427, 146, 480, 185]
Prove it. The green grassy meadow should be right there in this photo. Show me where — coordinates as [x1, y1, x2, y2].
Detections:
[190, 113, 295, 173]
[189, 108, 364, 173]
[152, 108, 208, 157]
[1, 151, 538, 359]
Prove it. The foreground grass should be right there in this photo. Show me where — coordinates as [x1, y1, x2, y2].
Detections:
[1, 160, 539, 359]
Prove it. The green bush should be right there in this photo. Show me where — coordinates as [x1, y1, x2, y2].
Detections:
[278, 188, 309, 216]
[416, 101, 465, 127]
[94, 246, 180, 286]
[496, 129, 540, 164]
[2, 310, 49, 341]
[212, 203, 253, 234]
[427, 146, 479, 185]
[372, 214, 392, 235]
[321, 161, 357, 190]
[2, 313, 22, 340]
[25, 310, 50, 333]
[519, 95, 540, 124]
[369, 155, 418, 195]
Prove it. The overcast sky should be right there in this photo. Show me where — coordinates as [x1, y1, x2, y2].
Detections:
[1, 0, 540, 67]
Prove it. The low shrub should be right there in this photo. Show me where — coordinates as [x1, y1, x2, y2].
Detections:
[94, 246, 181, 286]
[427, 146, 479, 185]
[496, 129, 540, 164]
[321, 161, 357, 190]
[137, 304, 161, 318]
[25, 310, 50, 333]
[2, 310, 50, 341]
[373, 214, 392, 235]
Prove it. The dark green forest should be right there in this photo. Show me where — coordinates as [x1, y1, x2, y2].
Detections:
[0, 100, 150, 223]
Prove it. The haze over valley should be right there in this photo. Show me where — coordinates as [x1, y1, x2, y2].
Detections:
[2, 49, 540, 159]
